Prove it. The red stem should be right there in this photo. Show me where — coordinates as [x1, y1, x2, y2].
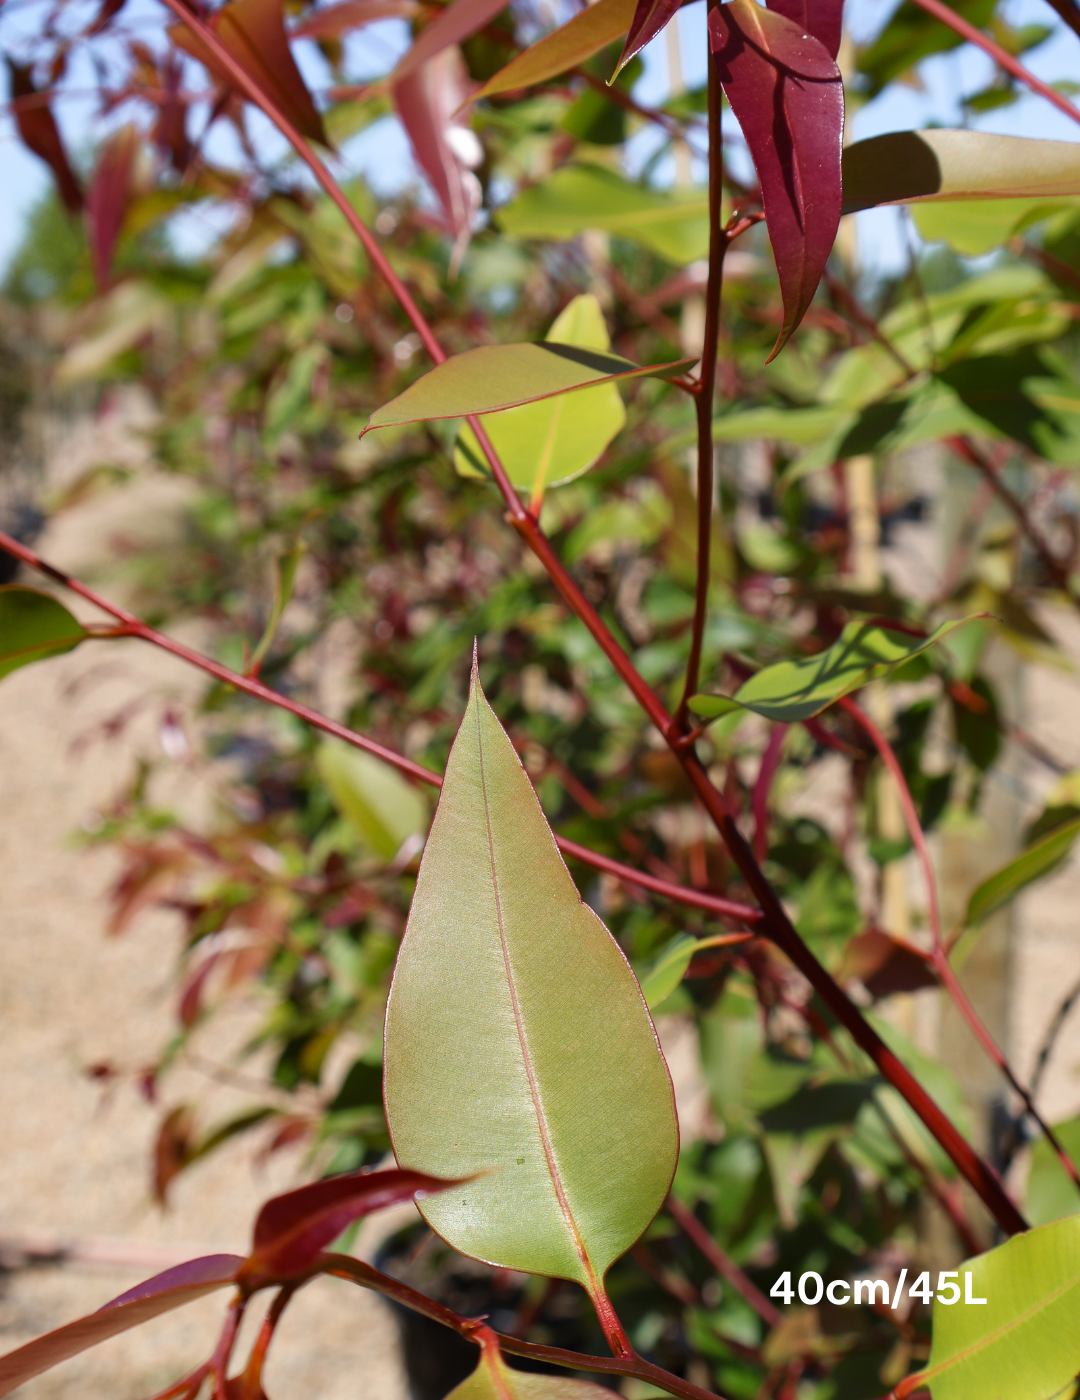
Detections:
[0, 530, 761, 931]
[908, 0, 1080, 128]
[160, 2, 1028, 1236]
[320, 1254, 727, 1400]
[840, 693, 1080, 1195]
[665, 1195, 780, 1327]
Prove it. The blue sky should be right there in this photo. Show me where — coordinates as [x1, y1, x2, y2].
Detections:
[2, 0, 1080, 278]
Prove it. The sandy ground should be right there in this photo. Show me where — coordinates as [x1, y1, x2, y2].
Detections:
[0, 397, 409, 1398]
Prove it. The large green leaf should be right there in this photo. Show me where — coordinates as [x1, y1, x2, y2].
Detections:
[1027, 1117, 1080, 1226]
[964, 814, 1080, 928]
[918, 1215, 1080, 1400]
[316, 741, 429, 862]
[447, 1349, 611, 1400]
[363, 336, 691, 435]
[844, 130, 1080, 214]
[0, 586, 87, 682]
[498, 164, 710, 265]
[688, 617, 975, 725]
[454, 295, 626, 498]
[383, 660, 678, 1296]
[470, 0, 636, 101]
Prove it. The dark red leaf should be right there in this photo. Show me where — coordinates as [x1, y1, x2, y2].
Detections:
[840, 928, 938, 999]
[169, 0, 328, 147]
[86, 123, 141, 291]
[154, 1104, 195, 1203]
[240, 1167, 467, 1286]
[292, 0, 420, 39]
[6, 61, 82, 213]
[709, 0, 843, 361]
[765, 0, 843, 61]
[614, 0, 681, 77]
[391, 0, 511, 85]
[0, 1255, 242, 1398]
[393, 48, 481, 266]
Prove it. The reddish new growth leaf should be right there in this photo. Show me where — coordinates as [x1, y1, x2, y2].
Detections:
[292, 0, 421, 40]
[6, 60, 82, 213]
[0, 1255, 243, 1398]
[238, 1166, 468, 1288]
[765, 0, 843, 60]
[391, 0, 512, 85]
[393, 47, 481, 268]
[709, 0, 843, 361]
[170, 0, 328, 147]
[86, 123, 141, 291]
[154, 54, 194, 173]
[614, 0, 682, 78]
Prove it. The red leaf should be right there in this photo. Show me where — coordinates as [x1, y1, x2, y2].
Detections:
[292, 0, 420, 39]
[240, 1167, 466, 1286]
[614, 0, 681, 78]
[86, 123, 141, 291]
[6, 60, 82, 213]
[840, 928, 937, 999]
[0, 1255, 243, 1398]
[391, 0, 511, 85]
[765, 0, 843, 61]
[87, 0, 128, 35]
[709, 0, 843, 361]
[169, 0, 328, 147]
[393, 47, 481, 266]
[154, 1104, 195, 1203]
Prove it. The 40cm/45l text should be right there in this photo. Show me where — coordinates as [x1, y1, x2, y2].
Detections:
[771, 1270, 987, 1309]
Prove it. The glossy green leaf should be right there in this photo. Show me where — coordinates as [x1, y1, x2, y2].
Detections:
[843, 130, 1080, 214]
[918, 1215, 1080, 1400]
[964, 814, 1080, 929]
[447, 1349, 612, 1400]
[363, 336, 691, 435]
[470, 0, 636, 102]
[454, 294, 626, 498]
[688, 617, 976, 725]
[1027, 1116, 1080, 1226]
[498, 164, 710, 265]
[0, 586, 87, 682]
[315, 741, 429, 862]
[383, 659, 678, 1295]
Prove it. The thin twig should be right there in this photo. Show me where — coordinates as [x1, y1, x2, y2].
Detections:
[665, 1195, 780, 1327]
[676, 41, 726, 727]
[909, 0, 1080, 128]
[840, 693, 1080, 1195]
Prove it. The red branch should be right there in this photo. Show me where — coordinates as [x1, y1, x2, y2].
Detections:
[665, 1195, 780, 1327]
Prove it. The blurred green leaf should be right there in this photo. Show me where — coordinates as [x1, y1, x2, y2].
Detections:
[498, 164, 710, 264]
[1027, 1117, 1080, 1226]
[964, 814, 1080, 928]
[316, 742, 429, 862]
[688, 617, 976, 724]
[0, 586, 87, 681]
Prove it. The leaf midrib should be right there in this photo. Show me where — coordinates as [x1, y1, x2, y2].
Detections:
[473, 699, 595, 1286]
